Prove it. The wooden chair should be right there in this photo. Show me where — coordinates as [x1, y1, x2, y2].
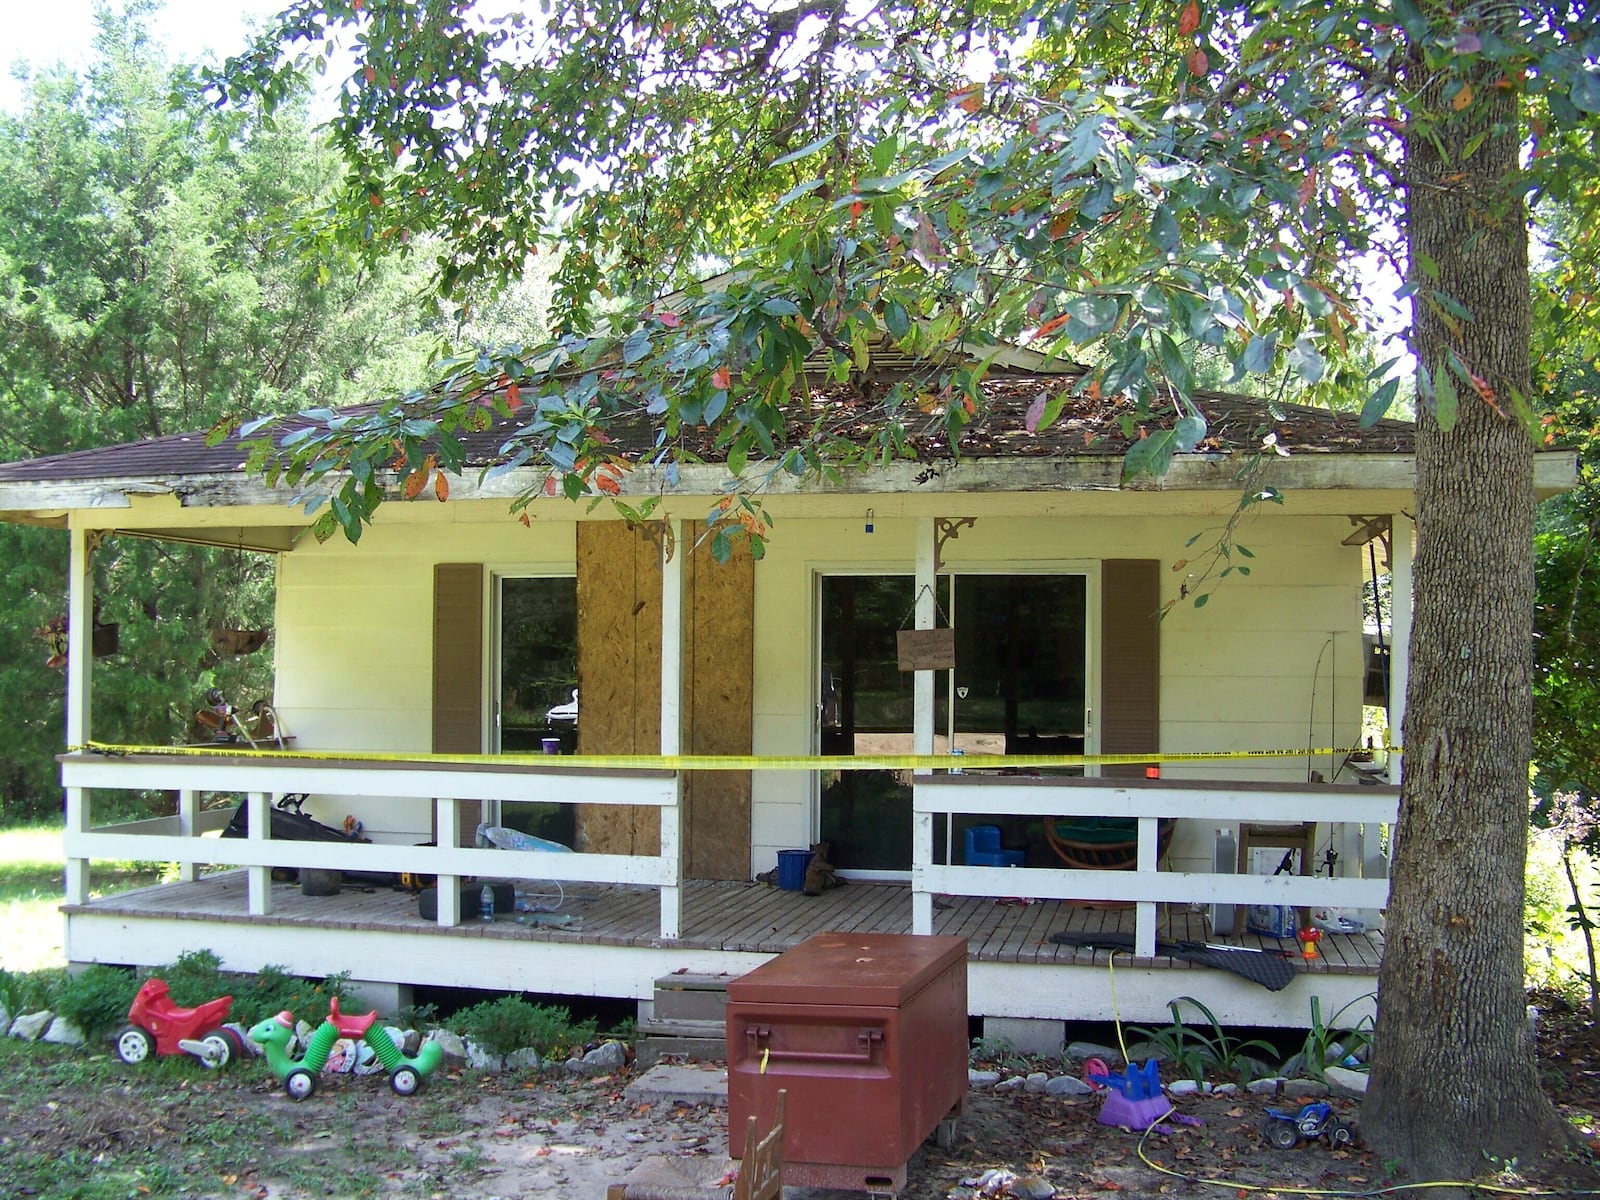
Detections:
[607, 1089, 786, 1200]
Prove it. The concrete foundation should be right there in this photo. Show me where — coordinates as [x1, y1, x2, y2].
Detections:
[984, 1016, 1066, 1058]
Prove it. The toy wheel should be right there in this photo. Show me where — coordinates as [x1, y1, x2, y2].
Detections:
[1327, 1118, 1354, 1147]
[115, 1025, 154, 1065]
[933, 1116, 958, 1150]
[198, 1026, 244, 1069]
[284, 1067, 317, 1101]
[390, 1065, 422, 1096]
[1263, 1118, 1301, 1150]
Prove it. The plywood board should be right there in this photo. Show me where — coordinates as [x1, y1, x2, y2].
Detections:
[576, 523, 662, 854]
[682, 521, 753, 880]
[432, 563, 485, 845]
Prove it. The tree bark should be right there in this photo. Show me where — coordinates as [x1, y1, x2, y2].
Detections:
[1363, 23, 1572, 1180]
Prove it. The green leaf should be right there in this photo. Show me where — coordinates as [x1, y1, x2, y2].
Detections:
[1174, 414, 1207, 452]
[1193, 592, 1209, 609]
[1287, 336, 1325, 384]
[884, 300, 912, 340]
[1360, 377, 1401, 427]
[1241, 331, 1278, 375]
[771, 131, 838, 167]
[1571, 69, 1600, 115]
[1434, 365, 1458, 432]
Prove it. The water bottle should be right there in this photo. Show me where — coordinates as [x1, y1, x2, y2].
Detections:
[479, 883, 495, 923]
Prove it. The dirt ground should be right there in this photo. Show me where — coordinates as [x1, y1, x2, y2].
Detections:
[6, 994, 1598, 1199]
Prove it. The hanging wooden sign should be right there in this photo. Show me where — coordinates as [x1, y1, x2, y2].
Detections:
[896, 628, 956, 671]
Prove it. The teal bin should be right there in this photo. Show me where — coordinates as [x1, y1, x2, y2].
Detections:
[776, 849, 814, 891]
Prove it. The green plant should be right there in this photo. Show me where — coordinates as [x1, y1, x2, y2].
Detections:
[1128, 996, 1282, 1086]
[605, 1015, 639, 1044]
[51, 964, 138, 1042]
[445, 996, 596, 1058]
[1293, 994, 1376, 1081]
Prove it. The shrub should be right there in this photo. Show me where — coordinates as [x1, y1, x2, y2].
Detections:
[52, 964, 138, 1042]
[0, 965, 63, 1017]
[150, 949, 353, 1027]
[446, 996, 596, 1058]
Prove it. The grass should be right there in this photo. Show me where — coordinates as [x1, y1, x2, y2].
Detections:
[0, 822, 169, 973]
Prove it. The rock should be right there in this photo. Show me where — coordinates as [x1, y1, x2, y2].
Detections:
[1325, 1066, 1369, 1098]
[1322, 1041, 1347, 1065]
[583, 1040, 628, 1072]
[0, 1004, 10, 1033]
[1122, 1042, 1167, 1063]
[42, 1017, 86, 1046]
[968, 1069, 1001, 1090]
[1024, 1071, 1048, 1094]
[1280, 1052, 1308, 1078]
[1284, 1078, 1330, 1099]
[505, 1047, 542, 1071]
[1212, 1082, 1239, 1096]
[387, 1026, 420, 1055]
[425, 1029, 468, 1067]
[1044, 1075, 1093, 1097]
[1064, 1040, 1121, 1064]
[1246, 1076, 1284, 1096]
[994, 1075, 1027, 1092]
[9, 1010, 53, 1041]
[466, 1038, 504, 1072]
[1166, 1079, 1210, 1096]
[567, 1040, 627, 1075]
[295, 1019, 316, 1045]
[1012, 1173, 1056, 1200]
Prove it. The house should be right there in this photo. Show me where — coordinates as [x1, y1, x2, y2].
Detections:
[0, 353, 1574, 1038]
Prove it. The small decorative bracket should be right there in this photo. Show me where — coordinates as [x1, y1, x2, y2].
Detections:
[84, 529, 111, 558]
[934, 517, 976, 572]
[1342, 515, 1391, 569]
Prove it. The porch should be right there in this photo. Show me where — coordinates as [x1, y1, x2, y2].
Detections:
[65, 872, 1383, 1028]
[59, 748, 1394, 1027]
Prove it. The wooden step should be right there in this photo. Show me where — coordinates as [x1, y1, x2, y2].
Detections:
[650, 972, 734, 1022]
[635, 1018, 728, 1068]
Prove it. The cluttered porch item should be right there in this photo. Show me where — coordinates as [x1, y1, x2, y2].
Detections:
[607, 1089, 787, 1200]
[1045, 816, 1176, 872]
[1048, 930, 1297, 991]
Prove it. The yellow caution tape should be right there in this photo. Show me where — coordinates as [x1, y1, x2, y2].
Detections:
[77, 741, 1397, 771]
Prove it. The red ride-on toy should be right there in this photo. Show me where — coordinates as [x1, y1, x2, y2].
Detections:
[115, 977, 243, 1069]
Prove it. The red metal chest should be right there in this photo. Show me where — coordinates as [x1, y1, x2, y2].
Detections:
[725, 932, 969, 1192]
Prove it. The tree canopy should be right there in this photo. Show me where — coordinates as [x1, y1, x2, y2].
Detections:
[0, 1, 443, 817]
[211, 0, 1599, 1182]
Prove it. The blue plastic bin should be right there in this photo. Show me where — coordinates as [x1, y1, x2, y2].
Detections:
[776, 849, 814, 891]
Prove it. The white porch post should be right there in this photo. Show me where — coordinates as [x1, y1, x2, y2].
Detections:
[176, 789, 199, 883]
[246, 790, 273, 915]
[63, 525, 93, 905]
[435, 797, 462, 926]
[911, 519, 936, 935]
[659, 520, 685, 940]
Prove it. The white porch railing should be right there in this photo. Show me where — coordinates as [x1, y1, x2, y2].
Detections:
[914, 775, 1397, 956]
[58, 752, 684, 938]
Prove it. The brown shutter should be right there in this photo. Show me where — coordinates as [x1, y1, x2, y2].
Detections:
[433, 563, 484, 845]
[1100, 560, 1160, 779]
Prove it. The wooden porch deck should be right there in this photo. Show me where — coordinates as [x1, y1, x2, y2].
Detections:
[68, 873, 1382, 979]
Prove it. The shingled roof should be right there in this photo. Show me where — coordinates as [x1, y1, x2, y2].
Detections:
[0, 373, 1411, 488]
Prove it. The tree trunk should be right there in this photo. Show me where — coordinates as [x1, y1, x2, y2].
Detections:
[1363, 27, 1571, 1179]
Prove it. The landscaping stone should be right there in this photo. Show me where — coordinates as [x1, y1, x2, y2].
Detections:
[969, 1069, 1001, 1089]
[1324, 1066, 1369, 1098]
[505, 1047, 541, 1071]
[466, 1038, 504, 1072]
[1064, 1040, 1121, 1064]
[567, 1040, 627, 1075]
[1246, 1076, 1284, 1096]
[42, 1017, 86, 1046]
[1284, 1077, 1330, 1099]
[1167, 1079, 1210, 1096]
[994, 1075, 1027, 1092]
[425, 1029, 468, 1067]
[9, 1010, 52, 1041]
[1024, 1071, 1048, 1094]
[0, 1003, 10, 1033]
[1212, 1082, 1239, 1096]
[388, 1026, 420, 1055]
[1044, 1075, 1093, 1097]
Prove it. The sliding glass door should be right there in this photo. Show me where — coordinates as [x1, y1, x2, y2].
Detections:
[818, 572, 1089, 872]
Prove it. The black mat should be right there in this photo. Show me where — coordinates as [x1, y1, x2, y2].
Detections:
[1048, 930, 1298, 991]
